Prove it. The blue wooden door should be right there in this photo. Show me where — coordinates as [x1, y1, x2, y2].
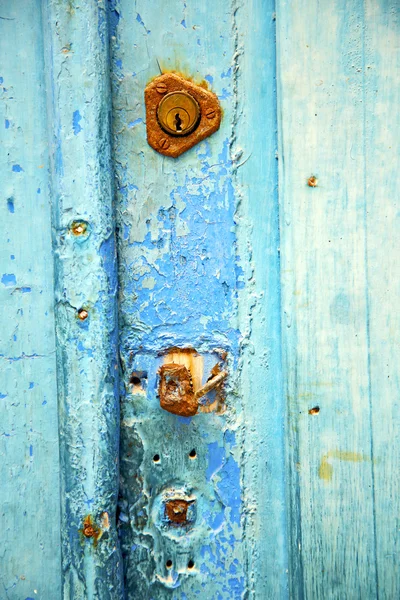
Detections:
[1, 1, 399, 599]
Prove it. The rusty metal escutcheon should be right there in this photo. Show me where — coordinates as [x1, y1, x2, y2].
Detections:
[144, 73, 222, 158]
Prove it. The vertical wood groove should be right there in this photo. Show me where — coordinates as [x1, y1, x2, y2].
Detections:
[43, 1, 123, 597]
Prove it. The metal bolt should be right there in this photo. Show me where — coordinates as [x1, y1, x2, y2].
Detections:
[156, 82, 168, 94]
[158, 137, 170, 149]
[78, 309, 88, 321]
[205, 107, 216, 119]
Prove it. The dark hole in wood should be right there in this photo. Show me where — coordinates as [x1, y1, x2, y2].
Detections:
[166, 559, 173, 569]
[189, 449, 197, 458]
[188, 559, 195, 569]
[153, 454, 160, 463]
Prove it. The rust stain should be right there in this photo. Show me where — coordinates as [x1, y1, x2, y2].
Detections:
[80, 514, 102, 546]
[307, 175, 318, 187]
[308, 406, 320, 415]
[319, 450, 369, 482]
[164, 499, 193, 525]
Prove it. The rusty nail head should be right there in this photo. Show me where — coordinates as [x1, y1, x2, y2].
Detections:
[158, 137, 170, 149]
[78, 309, 88, 321]
[156, 82, 168, 94]
[308, 175, 318, 187]
[71, 220, 88, 236]
[205, 107, 216, 119]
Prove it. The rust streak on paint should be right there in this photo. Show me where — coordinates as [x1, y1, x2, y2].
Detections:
[80, 515, 102, 546]
[318, 450, 369, 482]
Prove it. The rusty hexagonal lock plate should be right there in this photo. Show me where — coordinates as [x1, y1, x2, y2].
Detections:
[145, 73, 222, 158]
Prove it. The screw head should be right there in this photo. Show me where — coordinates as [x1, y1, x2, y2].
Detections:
[156, 82, 168, 94]
[205, 107, 216, 119]
[158, 137, 170, 149]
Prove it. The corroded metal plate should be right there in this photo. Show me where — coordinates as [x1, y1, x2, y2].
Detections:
[145, 73, 222, 158]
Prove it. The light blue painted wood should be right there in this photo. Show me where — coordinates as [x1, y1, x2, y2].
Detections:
[43, 1, 123, 597]
[0, 1, 62, 598]
[277, 0, 400, 598]
[364, 2, 400, 598]
[110, 0, 287, 597]
[233, 1, 288, 597]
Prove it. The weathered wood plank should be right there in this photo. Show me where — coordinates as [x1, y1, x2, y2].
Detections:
[277, 0, 381, 597]
[0, 1, 61, 598]
[364, 1, 400, 597]
[110, 0, 287, 597]
[233, 0, 288, 597]
[43, 1, 123, 597]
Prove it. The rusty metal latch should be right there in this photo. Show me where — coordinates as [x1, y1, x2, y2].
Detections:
[158, 362, 227, 417]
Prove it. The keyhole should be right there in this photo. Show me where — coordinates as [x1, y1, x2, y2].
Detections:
[174, 112, 183, 132]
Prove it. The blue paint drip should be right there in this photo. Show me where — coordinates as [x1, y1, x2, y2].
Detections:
[0, 393, 7, 399]
[29, 445, 33, 457]
[205, 74, 214, 84]
[12, 164, 23, 172]
[181, 19, 187, 28]
[10, 255, 15, 260]
[29, 382, 34, 389]
[5, 119, 10, 128]
[7, 198, 14, 213]
[20, 287, 32, 293]
[72, 110, 82, 135]
[1, 273, 16, 286]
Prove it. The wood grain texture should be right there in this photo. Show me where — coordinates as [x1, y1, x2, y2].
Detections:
[277, 0, 399, 598]
[233, 1, 288, 597]
[43, 1, 123, 598]
[364, 2, 400, 598]
[0, 2, 62, 598]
